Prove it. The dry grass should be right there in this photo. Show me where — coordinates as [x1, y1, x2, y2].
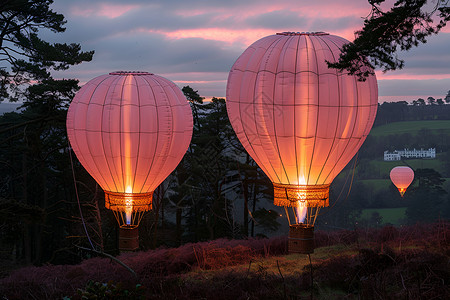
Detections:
[0, 221, 448, 299]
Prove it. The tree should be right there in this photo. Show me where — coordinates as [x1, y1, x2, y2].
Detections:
[0, 1, 95, 264]
[252, 208, 281, 233]
[328, 0, 450, 79]
[427, 96, 436, 105]
[445, 90, 450, 103]
[173, 95, 240, 242]
[406, 168, 448, 223]
[436, 98, 444, 105]
[0, 0, 94, 101]
[182, 86, 204, 129]
[374, 101, 409, 125]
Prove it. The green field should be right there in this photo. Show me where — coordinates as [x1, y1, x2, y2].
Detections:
[359, 177, 450, 192]
[367, 155, 446, 178]
[360, 207, 407, 225]
[370, 120, 450, 137]
[359, 179, 391, 192]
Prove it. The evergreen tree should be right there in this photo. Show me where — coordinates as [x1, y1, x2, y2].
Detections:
[0, 0, 95, 264]
[328, 0, 450, 79]
[0, 0, 94, 101]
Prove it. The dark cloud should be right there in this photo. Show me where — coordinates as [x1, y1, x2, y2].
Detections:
[79, 31, 240, 72]
[379, 78, 450, 97]
[395, 33, 450, 74]
[245, 10, 306, 29]
[309, 16, 360, 33]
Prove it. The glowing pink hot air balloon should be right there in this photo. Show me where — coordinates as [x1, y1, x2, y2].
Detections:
[226, 32, 378, 253]
[67, 71, 193, 250]
[390, 166, 414, 197]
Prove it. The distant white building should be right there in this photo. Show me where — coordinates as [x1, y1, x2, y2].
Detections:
[384, 151, 401, 161]
[383, 148, 436, 161]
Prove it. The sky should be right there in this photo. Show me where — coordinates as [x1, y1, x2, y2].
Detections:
[42, 0, 450, 103]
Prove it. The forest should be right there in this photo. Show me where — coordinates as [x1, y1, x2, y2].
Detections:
[1, 89, 450, 267]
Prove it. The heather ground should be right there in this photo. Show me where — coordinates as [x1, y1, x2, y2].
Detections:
[1, 222, 449, 299]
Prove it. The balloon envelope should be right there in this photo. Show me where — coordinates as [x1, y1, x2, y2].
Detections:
[390, 166, 414, 197]
[67, 71, 193, 225]
[226, 32, 378, 210]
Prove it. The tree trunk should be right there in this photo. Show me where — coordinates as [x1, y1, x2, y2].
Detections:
[22, 153, 31, 263]
[152, 186, 162, 249]
[93, 186, 104, 251]
[251, 184, 258, 237]
[176, 207, 182, 245]
[243, 180, 249, 237]
[35, 161, 48, 264]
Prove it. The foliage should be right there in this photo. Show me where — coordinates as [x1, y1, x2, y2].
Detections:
[328, 0, 450, 79]
[0, 222, 448, 299]
[252, 208, 281, 232]
[76, 280, 145, 300]
[360, 207, 407, 226]
[0, 0, 100, 265]
[172, 90, 273, 244]
[407, 168, 448, 223]
[0, 0, 94, 101]
[374, 101, 450, 127]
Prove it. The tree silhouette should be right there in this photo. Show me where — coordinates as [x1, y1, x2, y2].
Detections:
[328, 0, 450, 80]
[407, 168, 447, 223]
[0, 0, 94, 101]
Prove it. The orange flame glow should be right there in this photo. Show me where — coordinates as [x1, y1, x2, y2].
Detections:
[295, 201, 307, 224]
[125, 186, 133, 224]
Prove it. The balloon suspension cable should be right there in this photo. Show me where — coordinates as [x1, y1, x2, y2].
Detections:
[318, 152, 358, 217]
[112, 210, 146, 228]
[292, 206, 298, 224]
[68, 141, 95, 250]
[284, 206, 291, 226]
[312, 207, 320, 225]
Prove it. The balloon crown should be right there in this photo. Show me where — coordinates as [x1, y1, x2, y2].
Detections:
[276, 32, 329, 36]
[109, 71, 154, 75]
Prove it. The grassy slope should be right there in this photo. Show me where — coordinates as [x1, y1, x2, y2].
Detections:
[366, 120, 449, 175]
[360, 207, 407, 225]
[367, 155, 446, 176]
[1, 223, 448, 299]
[356, 120, 450, 224]
[370, 120, 450, 137]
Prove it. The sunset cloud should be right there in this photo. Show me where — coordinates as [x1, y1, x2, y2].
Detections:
[48, 0, 450, 100]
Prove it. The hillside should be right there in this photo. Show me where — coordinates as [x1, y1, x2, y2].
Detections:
[1, 222, 448, 299]
[370, 120, 450, 137]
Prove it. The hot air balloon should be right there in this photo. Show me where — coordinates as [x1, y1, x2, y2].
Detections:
[390, 166, 414, 197]
[226, 32, 378, 253]
[67, 71, 193, 251]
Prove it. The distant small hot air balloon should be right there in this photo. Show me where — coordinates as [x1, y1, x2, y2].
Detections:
[226, 32, 378, 254]
[390, 166, 414, 197]
[67, 71, 193, 251]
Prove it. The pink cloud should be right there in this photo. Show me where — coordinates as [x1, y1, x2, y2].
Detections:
[147, 26, 359, 48]
[71, 3, 138, 19]
[163, 28, 276, 45]
[174, 1, 370, 20]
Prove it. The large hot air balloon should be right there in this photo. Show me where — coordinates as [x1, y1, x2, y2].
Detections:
[67, 71, 193, 250]
[390, 166, 414, 197]
[226, 32, 378, 253]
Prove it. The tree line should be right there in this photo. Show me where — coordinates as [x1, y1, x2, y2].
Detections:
[374, 93, 450, 126]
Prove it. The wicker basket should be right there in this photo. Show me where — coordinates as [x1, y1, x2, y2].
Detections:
[119, 227, 139, 251]
[288, 224, 314, 254]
